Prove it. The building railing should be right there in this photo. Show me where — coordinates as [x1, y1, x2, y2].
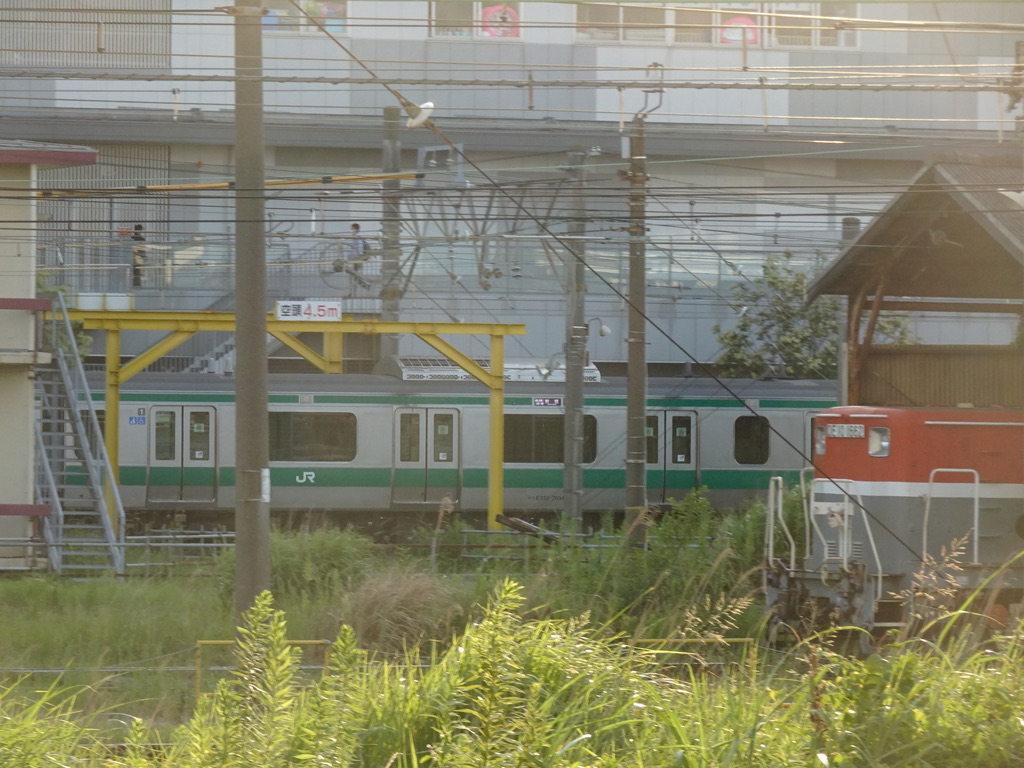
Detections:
[37, 234, 837, 303]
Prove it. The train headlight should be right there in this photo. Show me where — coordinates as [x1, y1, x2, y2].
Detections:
[814, 424, 826, 455]
[868, 427, 890, 457]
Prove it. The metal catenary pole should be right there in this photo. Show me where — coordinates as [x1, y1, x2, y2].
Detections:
[233, 0, 271, 615]
[625, 117, 648, 544]
[562, 149, 587, 527]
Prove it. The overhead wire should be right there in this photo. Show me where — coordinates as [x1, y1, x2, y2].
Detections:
[263, 1, 1016, 559]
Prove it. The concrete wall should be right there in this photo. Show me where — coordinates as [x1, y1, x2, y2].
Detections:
[0, 162, 37, 563]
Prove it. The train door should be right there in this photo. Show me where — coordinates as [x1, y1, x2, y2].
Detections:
[391, 408, 461, 505]
[647, 410, 699, 504]
[147, 406, 217, 503]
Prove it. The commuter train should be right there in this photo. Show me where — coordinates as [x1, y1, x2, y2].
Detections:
[93, 372, 836, 529]
[765, 405, 1024, 644]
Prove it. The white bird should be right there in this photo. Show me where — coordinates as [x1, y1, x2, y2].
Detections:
[997, 188, 1024, 208]
[405, 101, 434, 129]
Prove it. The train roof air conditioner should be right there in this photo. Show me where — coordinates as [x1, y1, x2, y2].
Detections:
[374, 357, 601, 383]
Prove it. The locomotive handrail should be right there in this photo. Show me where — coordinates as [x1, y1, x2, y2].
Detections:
[765, 476, 796, 572]
[799, 466, 815, 560]
[924, 468, 980, 564]
[856, 492, 885, 604]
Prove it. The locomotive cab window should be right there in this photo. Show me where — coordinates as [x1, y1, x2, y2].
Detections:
[868, 426, 890, 457]
[269, 411, 356, 462]
[504, 413, 596, 463]
[734, 415, 769, 465]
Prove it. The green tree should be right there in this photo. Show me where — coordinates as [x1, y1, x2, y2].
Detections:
[712, 252, 914, 379]
[36, 271, 92, 360]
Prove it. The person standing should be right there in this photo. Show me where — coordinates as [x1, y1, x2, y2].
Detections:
[131, 224, 146, 288]
[347, 223, 368, 289]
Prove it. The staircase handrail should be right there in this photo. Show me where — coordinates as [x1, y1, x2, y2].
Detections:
[48, 292, 125, 573]
[32, 417, 64, 573]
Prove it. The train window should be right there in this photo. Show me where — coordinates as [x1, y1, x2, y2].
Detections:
[671, 416, 691, 464]
[646, 416, 658, 463]
[269, 411, 356, 462]
[189, 412, 211, 460]
[868, 426, 890, 457]
[504, 414, 597, 463]
[734, 415, 769, 465]
[81, 409, 105, 449]
[815, 424, 826, 455]
[399, 413, 420, 462]
[582, 415, 597, 462]
[433, 413, 454, 462]
[154, 410, 176, 460]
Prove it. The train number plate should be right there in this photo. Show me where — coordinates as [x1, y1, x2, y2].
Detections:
[826, 423, 865, 438]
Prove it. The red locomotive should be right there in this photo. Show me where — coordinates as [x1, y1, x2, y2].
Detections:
[765, 405, 1024, 644]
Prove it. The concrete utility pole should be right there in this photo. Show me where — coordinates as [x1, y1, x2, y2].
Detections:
[233, 0, 271, 614]
[625, 117, 648, 543]
[380, 106, 402, 360]
[562, 149, 588, 526]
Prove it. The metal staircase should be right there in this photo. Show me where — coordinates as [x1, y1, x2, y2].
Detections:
[33, 295, 124, 576]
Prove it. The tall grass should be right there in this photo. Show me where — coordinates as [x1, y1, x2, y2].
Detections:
[439, 490, 768, 640]
[0, 678, 108, 767]
[0, 492, 770, 725]
[7, 585, 1024, 766]
[7, 499, 1024, 766]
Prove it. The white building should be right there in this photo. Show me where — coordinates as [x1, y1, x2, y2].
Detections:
[1, 1, 1020, 369]
[0, 140, 96, 567]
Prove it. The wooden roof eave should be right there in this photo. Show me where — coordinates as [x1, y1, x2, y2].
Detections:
[934, 166, 1024, 269]
[807, 165, 938, 302]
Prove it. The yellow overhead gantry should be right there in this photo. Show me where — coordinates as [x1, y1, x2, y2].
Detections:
[64, 309, 524, 531]
[35, 172, 418, 198]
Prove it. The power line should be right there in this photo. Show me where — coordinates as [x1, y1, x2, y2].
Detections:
[1, 69, 1019, 93]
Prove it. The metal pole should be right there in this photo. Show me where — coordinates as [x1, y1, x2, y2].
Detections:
[487, 333, 505, 530]
[625, 117, 648, 543]
[380, 106, 402, 360]
[233, 0, 271, 615]
[562, 150, 587, 527]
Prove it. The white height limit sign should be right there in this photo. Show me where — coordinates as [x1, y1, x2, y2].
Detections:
[274, 300, 342, 320]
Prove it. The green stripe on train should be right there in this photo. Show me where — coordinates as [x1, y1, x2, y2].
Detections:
[117, 466, 770, 491]
[146, 466, 217, 486]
